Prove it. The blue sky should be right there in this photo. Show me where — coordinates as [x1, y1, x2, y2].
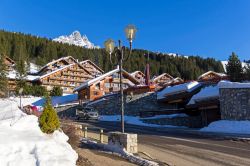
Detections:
[0, 0, 250, 60]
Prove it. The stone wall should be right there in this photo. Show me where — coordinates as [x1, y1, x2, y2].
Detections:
[220, 88, 250, 120]
[141, 115, 202, 128]
[87, 92, 175, 116]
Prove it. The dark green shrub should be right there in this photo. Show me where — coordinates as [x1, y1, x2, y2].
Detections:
[39, 96, 60, 134]
[50, 86, 63, 96]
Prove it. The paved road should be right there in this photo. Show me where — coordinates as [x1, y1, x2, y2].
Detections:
[77, 120, 250, 166]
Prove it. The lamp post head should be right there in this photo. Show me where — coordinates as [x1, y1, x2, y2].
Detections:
[125, 24, 137, 43]
[104, 39, 115, 54]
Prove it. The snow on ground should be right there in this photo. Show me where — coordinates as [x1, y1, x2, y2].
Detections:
[32, 94, 78, 107]
[188, 85, 219, 105]
[30, 62, 40, 74]
[141, 113, 188, 120]
[200, 120, 250, 134]
[157, 81, 201, 99]
[0, 98, 78, 166]
[99, 115, 186, 128]
[221, 61, 249, 72]
[218, 80, 250, 89]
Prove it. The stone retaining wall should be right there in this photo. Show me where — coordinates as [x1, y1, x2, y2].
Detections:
[220, 88, 250, 120]
[88, 92, 175, 116]
[141, 115, 202, 128]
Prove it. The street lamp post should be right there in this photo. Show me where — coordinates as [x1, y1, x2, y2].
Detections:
[104, 25, 137, 133]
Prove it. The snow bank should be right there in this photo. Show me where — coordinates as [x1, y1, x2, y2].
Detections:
[82, 139, 159, 166]
[0, 99, 77, 166]
[200, 120, 250, 134]
[188, 85, 219, 105]
[0, 97, 41, 120]
[99, 115, 186, 128]
[141, 113, 188, 120]
[218, 80, 250, 89]
[157, 81, 201, 99]
[32, 94, 78, 107]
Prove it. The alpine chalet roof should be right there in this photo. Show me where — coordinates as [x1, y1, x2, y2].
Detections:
[197, 71, 227, 80]
[74, 67, 140, 92]
[130, 71, 145, 77]
[79, 60, 104, 73]
[152, 73, 173, 82]
[37, 56, 77, 73]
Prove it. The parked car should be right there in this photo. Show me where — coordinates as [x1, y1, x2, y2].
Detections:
[75, 106, 99, 120]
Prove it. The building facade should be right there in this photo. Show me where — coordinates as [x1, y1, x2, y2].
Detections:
[74, 68, 141, 101]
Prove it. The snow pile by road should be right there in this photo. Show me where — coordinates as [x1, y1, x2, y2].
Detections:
[99, 115, 186, 128]
[200, 120, 250, 134]
[141, 113, 188, 120]
[218, 80, 250, 89]
[0, 99, 78, 166]
[82, 138, 159, 166]
[188, 85, 219, 105]
[157, 81, 201, 99]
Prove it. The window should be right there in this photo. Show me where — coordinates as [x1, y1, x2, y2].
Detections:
[105, 82, 110, 88]
[95, 83, 100, 90]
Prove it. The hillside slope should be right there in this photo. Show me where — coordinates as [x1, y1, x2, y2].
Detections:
[0, 30, 224, 80]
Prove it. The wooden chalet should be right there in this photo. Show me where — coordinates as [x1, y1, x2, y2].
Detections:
[37, 63, 94, 93]
[79, 60, 104, 77]
[3, 56, 16, 92]
[162, 77, 184, 87]
[152, 73, 174, 89]
[74, 67, 141, 101]
[130, 71, 145, 85]
[4, 56, 15, 71]
[34, 57, 104, 94]
[186, 85, 221, 126]
[197, 71, 228, 83]
[36, 56, 77, 76]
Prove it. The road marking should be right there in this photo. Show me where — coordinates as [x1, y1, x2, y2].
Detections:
[159, 136, 250, 152]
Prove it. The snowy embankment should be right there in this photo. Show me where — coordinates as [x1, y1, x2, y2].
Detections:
[157, 81, 201, 99]
[0, 98, 77, 166]
[200, 120, 250, 135]
[188, 85, 219, 105]
[99, 115, 186, 128]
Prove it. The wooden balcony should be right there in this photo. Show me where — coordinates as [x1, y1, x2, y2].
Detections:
[42, 81, 75, 87]
[62, 72, 93, 79]
[49, 76, 87, 83]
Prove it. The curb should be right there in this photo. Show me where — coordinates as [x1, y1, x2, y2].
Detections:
[81, 138, 160, 166]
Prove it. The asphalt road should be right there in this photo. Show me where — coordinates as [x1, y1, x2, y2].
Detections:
[77, 120, 250, 166]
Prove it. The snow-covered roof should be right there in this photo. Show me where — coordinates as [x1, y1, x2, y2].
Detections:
[7, 71, 40, 81]
[79, 60, 104, 73]
[130, 71, 145, 77]
[157, 81, 201, 100]
[198, 71, 227, 80]
[218, 80, 250, 89]
[38, 56, 76, 73]
[74, 67, 140, 92]
[187, 85, 219, 105]
[152, 73, 173, 82]
[39, 62, 92, 80]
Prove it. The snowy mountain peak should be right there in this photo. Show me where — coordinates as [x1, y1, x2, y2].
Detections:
[53, 31, 99, 49]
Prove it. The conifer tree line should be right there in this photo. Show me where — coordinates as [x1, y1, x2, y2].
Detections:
[226, 52, 250, 82]
[0, 30, 225, 80]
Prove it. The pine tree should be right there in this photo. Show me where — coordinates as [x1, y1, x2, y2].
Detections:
[0, 54, 8, 97]
[14, 43, 29, 91]
[226, 52, 243, 82]
[244, 64, 250, 81]
[39, 95, 60, 134]
[50, 86, 63, 96]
